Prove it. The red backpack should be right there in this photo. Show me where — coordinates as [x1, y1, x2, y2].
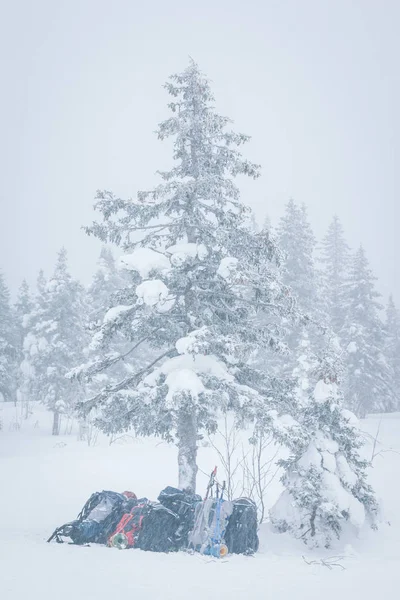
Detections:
[108, 501, 148, 549]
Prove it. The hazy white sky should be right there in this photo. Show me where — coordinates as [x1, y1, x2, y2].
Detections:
[1, 0, 399, 302]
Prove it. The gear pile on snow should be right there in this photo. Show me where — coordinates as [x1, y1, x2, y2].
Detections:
[47, 473, 259, 556]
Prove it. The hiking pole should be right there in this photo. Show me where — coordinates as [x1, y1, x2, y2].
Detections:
[213, 480, 228, 558]
[219, 481, 228, 557]
[205, 466, 217, 500]
[220, 481, 226, 500]
[211, 481, 222, 558]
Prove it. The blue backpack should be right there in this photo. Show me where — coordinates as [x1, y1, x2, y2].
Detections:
[47, 491, 133, 545]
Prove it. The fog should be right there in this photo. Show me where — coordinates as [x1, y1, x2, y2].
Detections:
[1, 0, 399, 299]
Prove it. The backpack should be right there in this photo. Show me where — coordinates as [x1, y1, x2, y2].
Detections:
[108, 500, 149, 549]
[157, 486, 201, 548]
[224, 497, 259, 555]
[188, 497, 233, 557]
[47, 491, 136, 545]
[138, 502, 181, 553]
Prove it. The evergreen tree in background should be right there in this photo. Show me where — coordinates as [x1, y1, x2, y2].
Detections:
[276, 199, 322, 372]
[343, 247, 394, 416]
[36, 269, 47, 299]
[277, 200, 317, 316]
[0, 271, 17, 403]
[248, 211, 259, 234]
[384, 296, 400, 410]
[319, 215, 350, 333]
[270, 335, 378, 548]
[291, 331, 318, 407]
[77, 60, 297, 490]
[15, 280, 34, 418]
[19, 271, 48, 417]
[87, 247, 126, 325]
[15, 280, 33, 347]
[263, 214, 272, 232]
[21, 250, 86, 434]
[78, 246, 144, 419]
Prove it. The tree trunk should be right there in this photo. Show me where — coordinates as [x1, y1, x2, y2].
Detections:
[177, 409, 198, 492]
[24, 396, 30, 420]
[52, 411, 60, 436]
[78, 418, 88, 442]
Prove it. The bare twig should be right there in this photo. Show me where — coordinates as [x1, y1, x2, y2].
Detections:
[241, 430, 278, 523]
[369, 415, 400, 465]
[370, 415, 383, 464]
[302, 555, 346, 571]
[109, 433, 137, 446]
[207, 414, 245, 500]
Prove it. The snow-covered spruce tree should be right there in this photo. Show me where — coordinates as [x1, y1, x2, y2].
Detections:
[19, 272, 47, 414]
[319, 215, 351, 333]
[0, 271, 18, 403]
[291, 331, 318, 407]
[78, 60, 297, 491]
[85, 246, 135, 378]
[248, 211, 259, 235]
[343, 246, 395, 416]
[15, 280, 33, 347]
[384, 296, 400, 411]
[36, 269, 47, 299]
[270, 335, 378, 548]
[75, 246, 146, 441]
[262, 214, 272, 233]
[277, 200, 317, 315]
[84, 246, 136, 385]
[87, 247, 127, 325]
[23, 250, 87, 435]
[15, 280, 34, 417]
[276, 200, 324, 372]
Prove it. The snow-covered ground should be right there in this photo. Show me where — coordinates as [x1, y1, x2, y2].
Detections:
[1, 403, 399, 599]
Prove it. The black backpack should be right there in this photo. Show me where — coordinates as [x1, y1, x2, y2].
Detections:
[138, 502, 181, 553]
[224, 497, 259, 555]
[158, 486, 201, 548]
[47, 491, 135, 545]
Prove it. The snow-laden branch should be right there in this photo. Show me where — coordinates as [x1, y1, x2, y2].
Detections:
[82, 348, 177, 412]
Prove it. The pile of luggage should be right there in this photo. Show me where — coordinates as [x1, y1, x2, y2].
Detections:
[47, 470, 259, 557]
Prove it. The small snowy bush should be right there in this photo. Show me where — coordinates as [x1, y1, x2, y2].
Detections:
[270, 337, 379, 548]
